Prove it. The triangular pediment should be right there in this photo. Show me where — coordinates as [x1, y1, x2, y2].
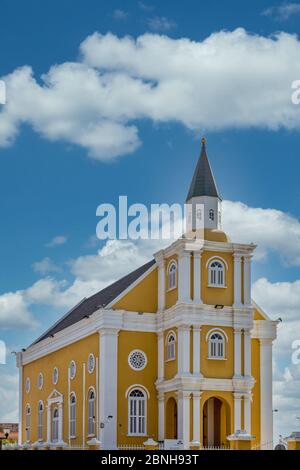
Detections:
[47, 389, 63, 401]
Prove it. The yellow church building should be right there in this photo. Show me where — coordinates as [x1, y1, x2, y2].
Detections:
[16, 139, 277, 450]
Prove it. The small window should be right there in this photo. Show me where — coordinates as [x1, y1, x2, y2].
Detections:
[208, 259, 225, 287]
[69, 393, 76, 438]
[166, 332, 176, 360]
[168, 261, 177, 290]
[208, 332, 225, 359]
[88, 388, 96, 436]
[209, 209, 214, 221]
[88, 353, 95, 374]
[128, 388, 147, 436]
[25, 405, 31, 442]
[69, 360, 76, 380]
[25, 377, 30, 394]
[52, 408, 59, 442]
[38, 401, 43, 440]
[128, 350, 147, 371]
[53, 367, 59, 385]
[37, 372, 43, 390]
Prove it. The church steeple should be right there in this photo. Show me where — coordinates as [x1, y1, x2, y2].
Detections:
[186, 138, 222, 232]
[186, 137, 220, 201]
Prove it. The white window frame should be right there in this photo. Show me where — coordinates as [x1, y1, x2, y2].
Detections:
[167, 260, 177, 291]
[37, 401, 43, 441]
[52, 407, 59, 442]
[25, 404, 31, 442]
[206, 329, 227, 360]
[69, 360, 76, 380]
[88, 353, 95, 374]
[166, 331, 176, 361]
[127, 387, 147, 436]
[207, 257, 226, 287]
[69, 393, 76, 438]
[25, 377, 30, 394]
[37, 372, 43, 390]
[87, 387, 96, 436]
[53, 367, 59, 385]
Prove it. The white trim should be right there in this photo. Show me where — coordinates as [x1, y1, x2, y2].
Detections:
[125, 384, 150, 399]
[69, 360, 76, 380]
[87, 386, 96, 437]
[252, 300, 270, 320]
[17, 357, 22, 445]
[37, 400, 44, 441]
[205, 328, 228, 342]
[25, 377, 30, 394]
[127, 387, 148, 437]
[87, 353, 95, 374]
[52, 367, 59, 385]
[106, 262, 157, 309]
[167, 259, 178, 291]
[37, 372, 44, 390]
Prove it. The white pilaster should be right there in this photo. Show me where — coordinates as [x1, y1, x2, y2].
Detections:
[158, 393, 165, 441]
[16, 352, 23, 445]
[157, 257, 166, 311]
[178, 250, 191, 304]
[233, 253, 242, 307]
[157, 331, 164, 381]
[234, 328, 242, 378]
[233, 393, 242, 432]
[244, 329, 252, 377]
[192, 392, 202, 444]
[193, 252, 202, 304]
[99, 328, 119, 449]
[244, 393, 252, 434]
[177, 325, 191, 375]
[260, 339, 273, 449]
[243, 255, 252, 306]
[177, 391, 190, 449]
[192, 326, 202, 376]
[46, 405, 51, 443]
[58, 403, 63, 441]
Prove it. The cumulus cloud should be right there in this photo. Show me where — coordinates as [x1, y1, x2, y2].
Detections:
[147, 16, 177, 31]
[32, 257, 61, 274]
[0, 291, 36, 328]
[46, 235, 67, 247]
[1, 29, 300, 159]
[0, 371, 18, 421]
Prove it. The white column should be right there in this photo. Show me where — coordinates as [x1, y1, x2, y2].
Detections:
[82, 362, 86, 447]
[158, 393, 165, 441]
[233, 253, 242, 307]
[192, 326, 202, 376]
[244, 393, 252, 434]
[16, 352, 23, 445]
[157, 257, 165, 311]
[244, 256, 252, 306]
[260, 339, 273, 449]
[193, 252, 202, 304]
[58, 403, 63, 442]
[178, 325, 190, 375]
[46, 405, 51, 443]
[233, 393, 242, 432]
[157, 331, 164, 381]
[234, 328, 242, 377]
[178, 250, 191, 303]
[99, 328, 119, 449]
[177, 391, 190, 449]
[192, 392, 202, 443]
[244, 329, 252, 377]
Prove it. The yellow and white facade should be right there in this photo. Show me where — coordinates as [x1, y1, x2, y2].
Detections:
[16, 139, 277, 450]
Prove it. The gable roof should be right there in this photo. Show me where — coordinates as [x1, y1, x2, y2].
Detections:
[32, 259, 156, 345]
[186, 137, 220, 201]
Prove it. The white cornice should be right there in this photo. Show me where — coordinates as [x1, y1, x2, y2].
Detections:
[155, 376, 254, 393]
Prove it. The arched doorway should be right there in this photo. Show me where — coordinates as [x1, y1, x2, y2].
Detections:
[166, 398, 177, 439]
[203, 397, 230, 447]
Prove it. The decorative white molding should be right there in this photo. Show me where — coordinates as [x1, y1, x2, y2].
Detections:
[177, 390, 191, 449]
[233, 253, 242, 307]
[205, 255, 229, 270]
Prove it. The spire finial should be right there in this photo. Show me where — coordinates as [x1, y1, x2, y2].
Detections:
[201, 136, 206, 146]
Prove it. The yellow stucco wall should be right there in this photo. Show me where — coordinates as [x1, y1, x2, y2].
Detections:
[200, 325, 234, 378]
[22, 333, 99, 445]
[117, 330, 158, 445]
[113, 267, 158, 313]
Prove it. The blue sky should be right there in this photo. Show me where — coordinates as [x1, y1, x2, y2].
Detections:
[1, 0, 300, 442]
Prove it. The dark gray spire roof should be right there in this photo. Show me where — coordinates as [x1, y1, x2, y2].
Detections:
[186, 138, 221, 201]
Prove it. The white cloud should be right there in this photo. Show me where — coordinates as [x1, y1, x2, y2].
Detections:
[0, 291, 36, 329]
[0, 371, 18, 421]
[2, 29, 300, 159]
[147, 16, 177, 31]
[46, 235, 67, 247]
[112, 9, 128, 21]
[32, 257, 61, 274]
[262, 3, 300, 20]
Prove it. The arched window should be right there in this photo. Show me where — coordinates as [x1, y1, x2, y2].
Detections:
[166, 332, 176, 360]
[208, 332, 225, 359]
[208, 259, 225, 287]
[25, 404, 31, 442]
[168, 261, 177, 290]
[88, 388, 95, 436]
[128, 388, 147, 436]
[52, 408, 59, 442]
[37, 401, 43, 440]
[69, 393, 76, 438]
